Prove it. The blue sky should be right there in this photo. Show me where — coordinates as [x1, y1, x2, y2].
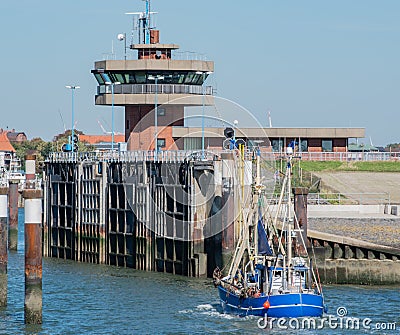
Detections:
[0, 0, 399, 145]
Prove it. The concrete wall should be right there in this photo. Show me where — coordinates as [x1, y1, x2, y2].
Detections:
[319, 259, 400, 285]
[308, 204, 385, 216]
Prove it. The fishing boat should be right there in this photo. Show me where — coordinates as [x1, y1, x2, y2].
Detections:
[213, 145, 325, 318]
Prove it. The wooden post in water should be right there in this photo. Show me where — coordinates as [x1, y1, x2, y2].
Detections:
[293, 187, 309, 256]
[23, 188, 43, 324]
[25, 155, 36, 189]
[23, 154, 42, 323]
[0, 186, 9, 306]
[8, 180, 19, 251]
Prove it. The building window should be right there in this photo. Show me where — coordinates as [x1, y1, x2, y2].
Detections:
[322, 139, 333, 152]
[157, 138, 166, 148]
[300, 139, 308, 152]
[157, 107, 165, 116]
[271, 139, 283, 152]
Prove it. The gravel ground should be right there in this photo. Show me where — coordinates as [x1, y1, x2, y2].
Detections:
[309, 217, 400, 249]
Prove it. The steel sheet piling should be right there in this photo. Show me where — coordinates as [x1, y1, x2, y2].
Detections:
[0, 187, 8, 306]
[8, 180, 19, 251]
[23, 189, 43, 324]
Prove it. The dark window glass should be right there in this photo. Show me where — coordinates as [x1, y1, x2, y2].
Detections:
[177, 73, 185, 84]
[163, 74, 173, 83]
[157, 138, 166, 148]
[192, 73, 201, 84]
[94, 73, 105, 84]
[135, 72, 146, 83]
[322, 139, 333, 152]
[271, 139, 283, 152]
[107, 72, 119, 83]
[101, 73, 111, 83]
[300, 139, 308, 152]
[184, 73, 194, 84]
[115, 73, 125, 84]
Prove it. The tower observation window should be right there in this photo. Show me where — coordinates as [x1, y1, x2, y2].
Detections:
[93, 71, 209, 85]
[101, 73, 111, 83]
[94, 74, 105, 85]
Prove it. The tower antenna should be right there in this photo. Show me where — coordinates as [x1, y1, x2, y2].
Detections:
[126, 0, 157, 44]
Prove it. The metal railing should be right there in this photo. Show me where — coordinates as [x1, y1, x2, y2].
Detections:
[98, 83, 213, 95]
[307, 192, 391, 205]
[266, 192, 391, 205]
[48, 149, 400, 164]
[47, 150, 222, 163]
[171, 50, 208, 61]
[274, 151, 400, 161]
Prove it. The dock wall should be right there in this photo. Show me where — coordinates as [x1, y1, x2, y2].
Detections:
[309, 230, 400, 285]
[43, 152, 400, 283]
[44, 153, 239, 277]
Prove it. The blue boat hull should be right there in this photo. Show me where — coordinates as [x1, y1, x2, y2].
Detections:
[218, 286, 324, 318]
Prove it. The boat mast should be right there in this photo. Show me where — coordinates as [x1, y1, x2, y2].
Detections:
[254, 151, 261, 256]
[286, 149, 293, 286]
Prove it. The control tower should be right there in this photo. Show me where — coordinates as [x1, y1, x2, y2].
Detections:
[91, 1, 214, 151]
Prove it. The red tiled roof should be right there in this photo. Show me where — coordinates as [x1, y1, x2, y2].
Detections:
[0, 132, 15, 152]
[79, 134, 125, 145]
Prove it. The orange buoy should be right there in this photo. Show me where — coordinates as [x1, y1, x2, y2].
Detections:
[263, 301, 270, 309]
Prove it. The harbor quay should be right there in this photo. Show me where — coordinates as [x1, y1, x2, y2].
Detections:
[2, 1, 399, 292]
[42, 151, 400, 285]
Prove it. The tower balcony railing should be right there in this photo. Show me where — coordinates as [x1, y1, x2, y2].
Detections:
[98, 84, 213, 95]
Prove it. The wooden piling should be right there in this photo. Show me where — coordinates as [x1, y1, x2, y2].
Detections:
[8, 180, 19, 251]
[25, 155, 36, 189]
[23, 189, 43, 324]
[0, 187, 8, 306]
[293, 187, 309, 255]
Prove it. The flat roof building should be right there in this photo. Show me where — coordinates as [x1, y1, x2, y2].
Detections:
[92, 3, 364, 155]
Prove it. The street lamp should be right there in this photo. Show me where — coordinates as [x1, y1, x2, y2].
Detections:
[105, 81, 121, 151]
[65, 85, 80, 153]
[196, 71, 213, 160]
[148, 75, 164, 155]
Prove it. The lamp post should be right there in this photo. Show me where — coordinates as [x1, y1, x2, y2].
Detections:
[148, 75, 164, 155]
[196, 71, 213, 160]
[105, 82, 121, 151]
[65, 85, 80, 153]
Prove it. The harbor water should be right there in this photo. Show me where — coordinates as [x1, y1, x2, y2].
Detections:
[0, 210, 399, 334]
